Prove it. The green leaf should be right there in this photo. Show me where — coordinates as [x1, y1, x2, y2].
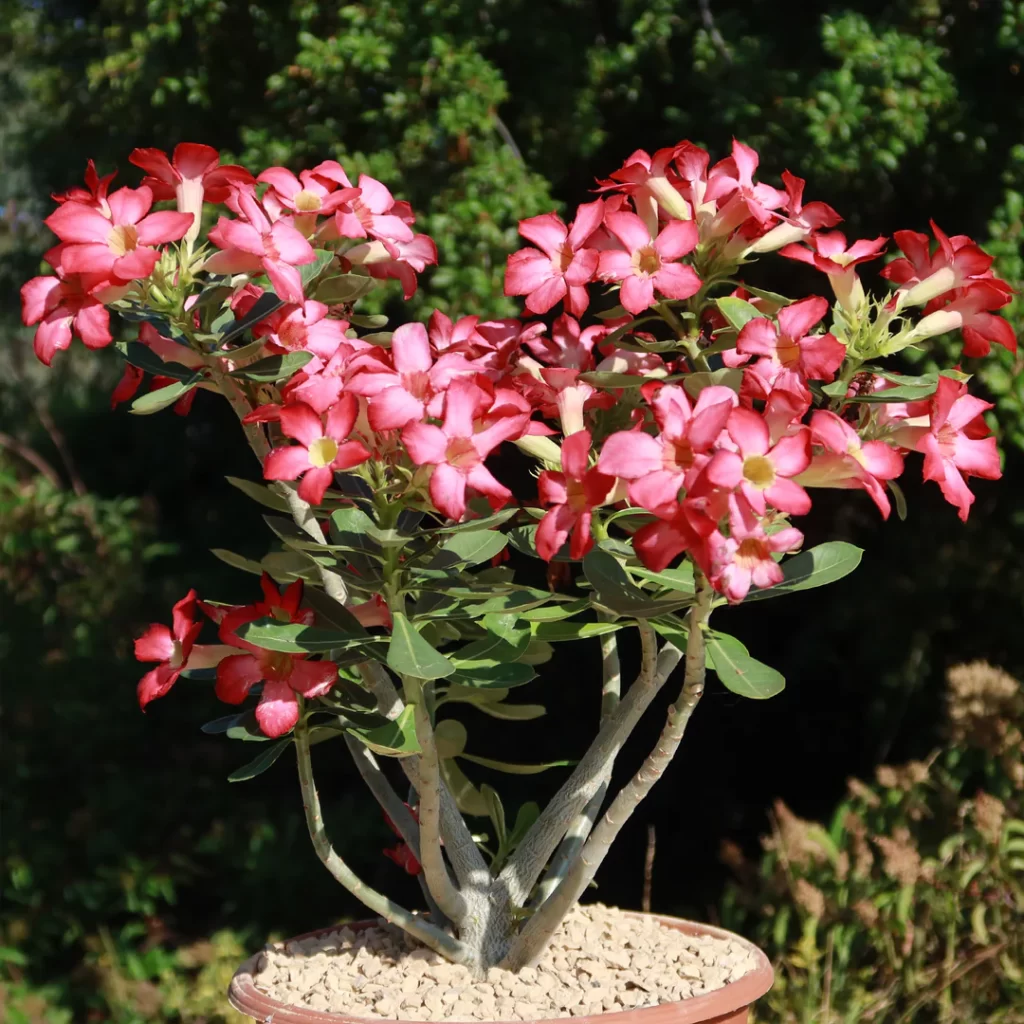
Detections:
[530, 620, 624, 641]
[743, 542, 863, 602]
[439, 755, 488, 817]
[313, 273, 376, 304]
[201, 713, 247, 735]
[683, 368, 743, 399]
[733, 284, 792, 306]
[630, 563, 695, 593]
[715, 297, 763, 331]
[229, 351, 313, 382]
[210, 548, 265, 576]
[116, 340, 196, 380]
[888, 480, 908, 522]
[218, 292, 284, 346]
[300, 249, 337, 290]
[237, 619, 379, 654]
[509, 802, 541, 847]
[708, 634, 785, 699]
[129, 376, 200, 415]
[481, 784, 507, 847]
[459, 753, 574, 774]
[583, 549, 693, 617]
[387, 612, 455, 680]
[329, 508, 385, 558]
[434, 508, 519, 534]
[434, 719, 468, 759]
[441, 529, 509, 565]
[449, 630, 529, 669]
[228, 738, 291, 782]
[0, 947, 29, 966]
[472, 702, 547, 721]
[577, 371, 646, 388]
[350, 313, 389, 329]
[449, 664, 537, 688]
[347, 705, 420, 756]
[225, 476, 291, 513]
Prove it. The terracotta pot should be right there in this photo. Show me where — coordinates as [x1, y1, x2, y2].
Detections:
[228, 913, 773, 1024]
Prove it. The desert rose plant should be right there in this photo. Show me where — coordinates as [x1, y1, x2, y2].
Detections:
[21, 139, 1014, 973]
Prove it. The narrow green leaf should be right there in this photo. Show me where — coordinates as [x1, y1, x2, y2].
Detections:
[210, 548, 264, 576]
[218, 292, 285, 345]
[888, 480, 908, 522]
[459, 753, 574, 775]
[225, 476, 291, 512]
[715, 297, 763, 331]
[682, 368, 743, 399]
[116, 340, 195, 380]
[583, 549, 693, 616]
[530, 620, 624, 641]
[434, 719, 468, 759]
[708, 634, 785, 699]
[439, 755, 488, 816]
[387, 612, 455, 680]
[742, 542, 863, 602]
[227, 738, 291, 781]
[313, 273, 376, 304]
[577, 371, 646, 388]
[449, 664, 536, 688]
[349, 313, 389, 329]
[230, 351, 313, 382]
[300, 249, 338, 290]
[481, 784, 507, 847]
[441, 529, 508, 566]
[472, 702, 547, 721]
[130, 376, 200, 415]
[347, 705, 420, 756]
[237, 618, 380, 654]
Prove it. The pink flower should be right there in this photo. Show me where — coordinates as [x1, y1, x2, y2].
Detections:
[401, 378, 527, 521]
[263, 397, 371, 504]
[258, 164, 357, 224]
[631, 500, 715, 573]
[781, 231, 888, 275]
[704, 140, 788, 232]
[135, 590, 233, 710]
[215, 577, 338, 738]
[705, 407, 812, 517]
[598, 212, 701, 315]
[726, 296, 846, 389]
[796, 410, 905, 518]
[206, 188, 316, 303]
[428, 311, 483, 355]
[318, 169, 415, 248]
[505, 201, 603, 316]
[895, 376, 1001, 521]
[263, 300, 348, 360]
[599, 384, 737, 513]
[352, 233, 438, 299]
[20, 268, 124, 365]
[45, 186, 194, 281]
[523, 314, 602, 371]
[909, 281, 1017, 358]
[709, 507, 804, 603]
[597, 147, 693, 230]
[347, 322, 477, 431]
[745, 171, 842, 253]
[52, 160, 117, 211]
[130, 143, 254, 245]
[535, 430, 616, 560]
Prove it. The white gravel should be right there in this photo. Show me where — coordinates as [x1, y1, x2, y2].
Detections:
[253, 903, 758, 1020]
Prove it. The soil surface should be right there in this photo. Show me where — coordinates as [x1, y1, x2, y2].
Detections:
[253, 903, 759, 1020]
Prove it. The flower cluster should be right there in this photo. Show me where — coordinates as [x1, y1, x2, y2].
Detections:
[21, 137, 1014, 733]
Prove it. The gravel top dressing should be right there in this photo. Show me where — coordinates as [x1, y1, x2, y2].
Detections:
[253, 904, 760, 1020]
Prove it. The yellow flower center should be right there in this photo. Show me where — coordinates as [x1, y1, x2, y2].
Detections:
[294, 189, 322, 212]
[742, 454, 776, 490]
[735, 536, 768, 569]
[445, 437, 479, 469]
[107, 224, 139, 256]
[308, 437, 339, 468]
[776, 340, 800, 366]
[632, 245, 661, 277]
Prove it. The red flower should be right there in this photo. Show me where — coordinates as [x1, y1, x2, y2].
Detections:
[135, 590, 233, 710]
[263, 397, 372, 505]
[535, 430, 616, 561]
[45, 186, 194, 282]
[504, 201, 603, 317]
[598, 211, 701, 315]
[215, 577, 339, 738]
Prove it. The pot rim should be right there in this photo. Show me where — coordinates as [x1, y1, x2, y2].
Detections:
[228, 911, 774, 1024]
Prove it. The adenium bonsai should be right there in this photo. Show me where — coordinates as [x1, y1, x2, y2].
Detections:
[21, 139, 1013, 974]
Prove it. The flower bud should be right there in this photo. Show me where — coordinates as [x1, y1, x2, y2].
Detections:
[514, 433, 562, 469]
[905, 307, 963, 343]
[900, 267, 957, 308]
[745, 221, 809, 255]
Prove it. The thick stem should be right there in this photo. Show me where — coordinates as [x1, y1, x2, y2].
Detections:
[499, 621, 661, 908]
[503, 581, 713, 969]
[409, 680, 468, 924]
[532, 624, 622, 905]
[293, 716, 465, 961]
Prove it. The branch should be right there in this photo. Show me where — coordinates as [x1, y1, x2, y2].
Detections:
[503, 580, 713, 969]
[32, 397, 87, 496]
[293, 716, 465, 961]
[698, 0, 733, 65]
[532, 624, 623, 905]
[359, 659, 405, 720]
[0, 431, 64, 489]
[500, 621, 664, 907]
[409, 681, 468, 924]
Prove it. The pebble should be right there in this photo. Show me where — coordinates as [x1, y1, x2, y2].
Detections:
[254, 903, 759, 1020]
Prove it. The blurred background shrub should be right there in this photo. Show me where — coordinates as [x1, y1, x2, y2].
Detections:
[1, 1, 1022, 1020]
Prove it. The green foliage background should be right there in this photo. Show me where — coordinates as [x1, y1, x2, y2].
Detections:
[1, 1, 1022, 1021]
